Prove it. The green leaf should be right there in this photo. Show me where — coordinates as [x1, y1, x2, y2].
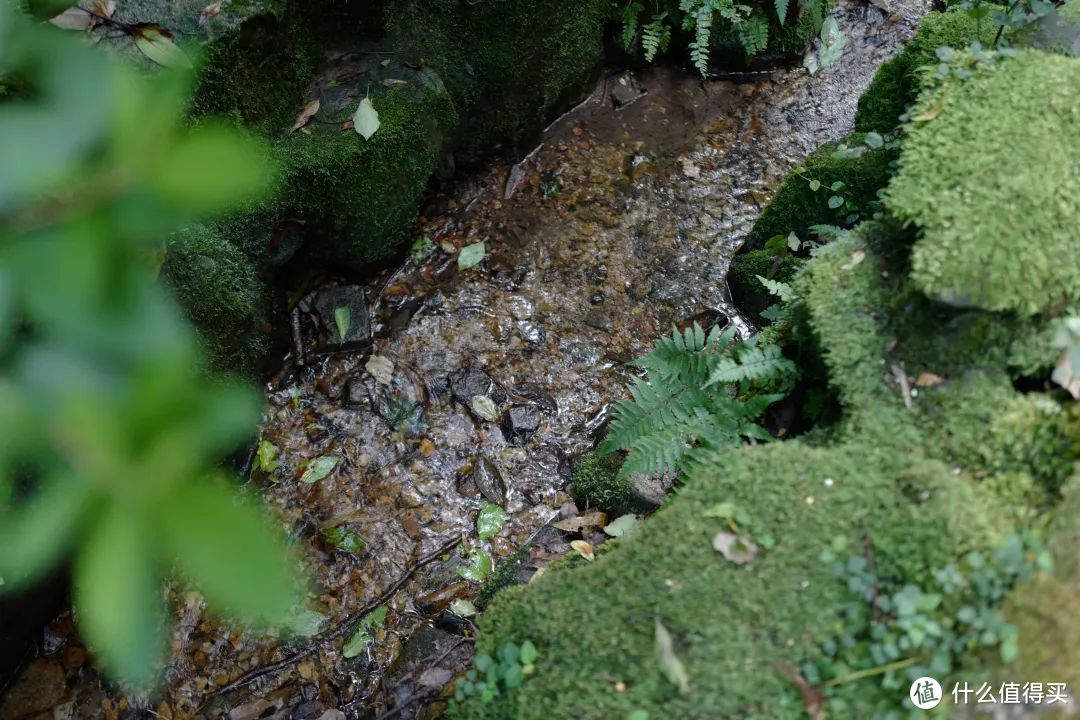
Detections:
[775, 0, 789, 23]
[131, 24, 193, 69]
[520, 640, 538, 665]
[353, 96, 381, 140]
[476, 502, 507, 540]
[786, 232, 801, 251]
[504, 663, 524, 688]
[808, 179, 821, 191]
[827, 195, 845, 209]
[342, 605, 389, 658]
[450, 598, 477, 617]
[654, 618, 690, 694]
[458, 548, 494, 582]
[334, 306, 351, 341]
[300, 455, 339, 484]
[864, 131, 884, 149]
[256, 439, 280, 474]
[603, 514, 639, 538]
[152, 123, 272, 212]
[157, 479, 298, 624]
[74, 507, 164, 687]
[756, 275, 796, 302]
[0, 473, 92, 592]
[458, 241, 486, 270]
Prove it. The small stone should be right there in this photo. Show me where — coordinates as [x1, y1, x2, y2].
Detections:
[313, 285, 371, 345]
[366, 354, 394, 385]
[451, 366, 494, 404]
[500, 405, 541, 443]
[610, 70, 646, 108]
[584, 307, 612, 332]
[517, 320, 546, 344]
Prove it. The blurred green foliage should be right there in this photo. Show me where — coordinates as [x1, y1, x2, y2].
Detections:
[0, 8, 299, 686]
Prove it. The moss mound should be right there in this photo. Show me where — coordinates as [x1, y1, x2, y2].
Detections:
[569, 451, 632, 514]
[887, 50, 1080, 315]
[854, 10, 998, 133]
[746, 134, 896, 249]
[274, 68, 458, 269]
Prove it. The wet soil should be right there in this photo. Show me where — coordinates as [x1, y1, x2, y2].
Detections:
[1, 1, 930, 717]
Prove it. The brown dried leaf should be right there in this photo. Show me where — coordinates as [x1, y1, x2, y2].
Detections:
[290, 98, 321, 135]
[712, 532, 758, 564]
[50, 7, 94, 31]
[776, 663, 825, 720]
[912, 99, 943, 122]
[914, 372, 944, 387]
[198, 1, 222, 27]
[552, 512, 607, 534]
[569, 540, 595, 562]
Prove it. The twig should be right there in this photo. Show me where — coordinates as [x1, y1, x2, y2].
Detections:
[822, 656, 919, 687]
[890, 363, 912, 410]
[210, 536, 462, 697]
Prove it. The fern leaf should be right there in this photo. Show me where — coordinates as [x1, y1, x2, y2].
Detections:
[641, 16, 670, 62]
[757, 274, 795, 302]
[705, 344, 795, 386]
[775, 0, 789, 23]
[737, 16, 769, 56]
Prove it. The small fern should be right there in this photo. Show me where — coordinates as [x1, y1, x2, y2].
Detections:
[602, 324, 796, 479]
[756, 274, 795, 302]
[774, 0, 789, 23]
[641, 13, 673, 62]
[621, 1, 645, 50]
[737, 15, 769, 56]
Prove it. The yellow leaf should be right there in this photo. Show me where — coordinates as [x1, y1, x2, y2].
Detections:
[570, 540, 595, 561]
[132, 25, 193, 70]
[912, 99, 943, 122]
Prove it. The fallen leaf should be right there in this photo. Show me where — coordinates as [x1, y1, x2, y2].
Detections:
[776, 664, 825, 720]
[353, 96, 381, 140]
[449, 599, 476, 617]
[342, 606, 388, 658]
[50, 7, 94, 30]
[255, 440, 280, 474]
[469, 394, 498, 422]
[476, 502, 507, 540]
[654, 618, 690, 694]
[603, 514, 639, 538]
[365, 354, 394, 384]
[300, 455, 339, 484]
[290, 98, 321, 135]
[418, 667, 453, 689]
[912, 99, 943, 122]
[712, 532, 759, 564]
[914, 372, 945, 387]
[552, 512, 607, 533]
[198, 1, 222, 27]
[381, 78, 413, 89]
[333, 305, 350, 341]
[131, 24, 194, 70]
[570, 540, 595, 561]
[1053, 348, 1080, 399]
[458, 241, 486, 270]
[458, 548, 494, 582]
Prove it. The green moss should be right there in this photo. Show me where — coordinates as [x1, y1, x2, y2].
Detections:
[887, 51, 1080, 315]
[727, 249, 802, 323]
[569, 452, 632, 514]
[464, 437, 1008, 719]
[162, 221, 274, 374]
[854, 10, 999, 133]
[274, 70, 458, 268]
[455, 0, 607, 163]
[747, 135, 896, 249]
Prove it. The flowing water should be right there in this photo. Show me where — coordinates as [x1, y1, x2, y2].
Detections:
[5, 0, 931, 717]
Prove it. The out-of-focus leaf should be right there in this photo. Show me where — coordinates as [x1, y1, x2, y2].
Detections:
[470, 394, 498, 422]
[322, 525, 365, 554]
[458, 242, 486, 270]
[0, 267, 11, 353]
[198, 1, 222, 27]
[256, 439, 280, 473]
[353, 96, 380, 140]
[157, 479, 298, 624]
[285, 607, 326, 637]
[152, 123, 272, 212]
[290, 98, 320, 134]
[776, 663, 825, 720]
[713, 532, 759, 564]
[131, 24, 193, 70]
[476, 502, 507, 540]
[654, 618, 690, 694]
[334, 305, 351, 341]
[342, 605, 388, 658]
[300, 455, 339, 484]
[520, 639, 538, 665]
[603, 514, 639, 538]
[458, 548, 494, 582]
[570, 540, 595, 561]
[74, 507, 164, 687]
[49, 6, 93, 30]
[0, 473, 92, 591]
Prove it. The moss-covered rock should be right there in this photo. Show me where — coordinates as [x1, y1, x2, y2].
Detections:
[274, 67, 458, 268]
[854, 10, 999, 133]
[746, 134, 896, 250]
[162, 219, 276, 374]
[727, 249, 802, 324]
[569, 451, 632, 514]
[886, 50, 1080, 315]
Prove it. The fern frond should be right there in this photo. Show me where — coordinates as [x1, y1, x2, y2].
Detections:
[775, 0, 789, 23]
[641, 13, 672, 61]
[602, 377, 709, 454]
[705, 344, 795, 386]
[737, 15, 769, 56]
[621, 1, 644, 50]
[757, 275, 795, 302]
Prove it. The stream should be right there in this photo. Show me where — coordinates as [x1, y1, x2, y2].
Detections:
[9, 0, 931, 716]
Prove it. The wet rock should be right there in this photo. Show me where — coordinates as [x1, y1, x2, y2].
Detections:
[500, 405, 542, 444]
[291, 701, 326, 720]
[450, 366, 494, 404]
[610, 70, 647, 108]
[313, 285, 372, 345]
[585, 264, 609, 285]
[455, 465, 479, 497]
[629, 471, 678, 511]
[506, 295, 534, 320]
[627, 154, 652, 183]
[517, 320, 546, 344]
[343, 376, 371, 409]
[584, 307, 613, 332]
[229, 699, 282, 720]
[0, 658, 66, 720]
[316, 712, 345, 720]
[472, 457, 508, 504]
[589, 291, 605, 305]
